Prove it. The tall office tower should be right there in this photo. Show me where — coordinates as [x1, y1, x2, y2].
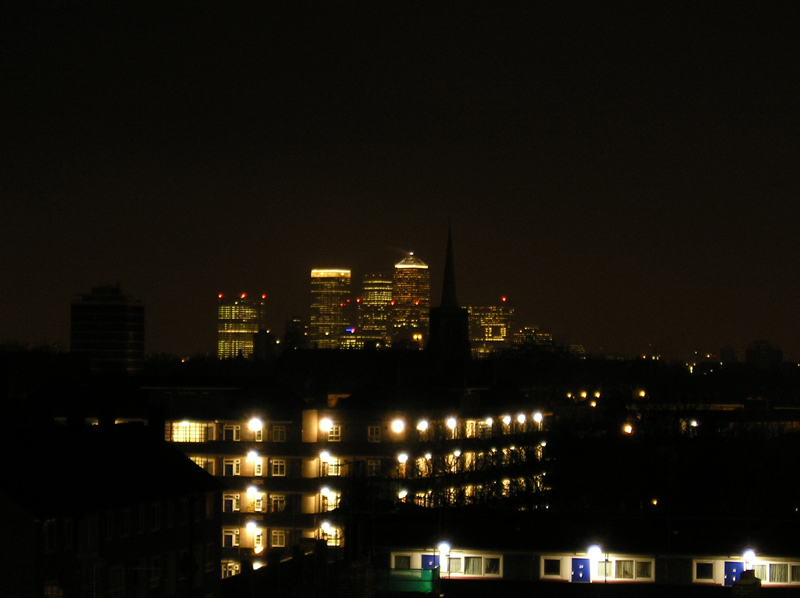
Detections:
[467, 299, 516, 358]
[70, 284, 145, 375]
[391, 253, 430, 349]
[309, 269, 352, 349]
[217, 293, 267, 359]
[357, 273, 393, 349]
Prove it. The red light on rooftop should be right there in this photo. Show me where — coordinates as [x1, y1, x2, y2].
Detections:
[356, 297, 361, 303]
[218, 293, 223, 299]
[262, 294, 267, 299]
[501, 296, 507, 302]
[241, 293, 247, 298]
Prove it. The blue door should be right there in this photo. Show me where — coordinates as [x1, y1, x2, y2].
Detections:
[724, 561, 744, 586]
[421, 554, 439, 569]
[572, 558, 591, 582]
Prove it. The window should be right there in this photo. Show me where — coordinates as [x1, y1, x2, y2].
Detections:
[272, 530, 286, 547]
[325, 457, 341, 476]
[615, 560, 634, 579]
[449, 557, 462, 573]
[254, 458, 263, 477]
[170, 422, 213, 443]
[368, 426, 381, 442]
[395, 555, 411, 570]
[754, 564, 766, 581]
[222, 529, 239, 547]
[465, 557, 482, 575]
[222, 562, 240, 578]
[328, 425, 341, 442]
[271, 495, 286, 513]
[254, 531, 263, 549]
[486, 558, 501, 575]
[223, 494, 240, 512]
[792, 565, 800, 582]
[223, 425, 241, 441]
[254, 429, 263, 442]
[367, 459, 381, 477]
[272, 425, 286, 442]
[253, 497, 263, 512]
[598, 560, 612, 579]
[271, 459, 286, 476]
[223, 459, 241, 476]
[543, 559, 560, 576]
[770, 564, 789, 583]
[695, 562, 714, 580]
[636, 561, 652, 579]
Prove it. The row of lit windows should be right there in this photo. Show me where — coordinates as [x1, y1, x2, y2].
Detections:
[168, 422, 287, 443]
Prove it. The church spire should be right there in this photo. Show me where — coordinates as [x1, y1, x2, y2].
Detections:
[439, 224, 459, 308]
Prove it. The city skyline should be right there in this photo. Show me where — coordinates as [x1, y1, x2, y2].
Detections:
[3, 5, 799, 361]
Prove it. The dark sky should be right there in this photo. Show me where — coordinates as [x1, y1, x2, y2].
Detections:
[2, 3, 799, 361]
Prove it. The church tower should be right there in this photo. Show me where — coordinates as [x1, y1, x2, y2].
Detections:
[427, 226, 471, 361]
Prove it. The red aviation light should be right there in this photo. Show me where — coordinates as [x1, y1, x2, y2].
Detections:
[241, 293, 247, 299]
[262, 294, 267, 299]
[356, 297, 362, 303]
[414, 300, 420, 305]
[390, 300, 395, 306]
[501, 296, 507, 302]
[218, 293, 224, 299]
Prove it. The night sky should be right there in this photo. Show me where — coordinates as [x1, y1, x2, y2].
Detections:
[3, 4, 799, 361]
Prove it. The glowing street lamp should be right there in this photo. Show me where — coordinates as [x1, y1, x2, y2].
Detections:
[319, 417, 333, 432]
[391, 419, 405, 434]
[416, 420, 429, 432]
[248, 418, 263, 432]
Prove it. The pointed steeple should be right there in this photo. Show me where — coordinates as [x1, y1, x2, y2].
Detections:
[439, 225, 459, 308]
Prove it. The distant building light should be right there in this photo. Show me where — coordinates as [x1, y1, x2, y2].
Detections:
[417, 420, 429, 432]
[446, 417, 457, 430]
[516, 413, 526, 424]
[533, 412, 543, 424]
[397, 453, 408, 464]
[248, 418, 263, 432]
[502, 415, 512, 426]
[391, 419, 405, 434]
[319, 418, 333, 432]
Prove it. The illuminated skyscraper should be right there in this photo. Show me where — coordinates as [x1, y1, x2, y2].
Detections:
[309, 269, 352, 349]
[391, 254, 430, 349]
[217, 293, 267, 359]
[357, 273, 393, 349]
[467, 299, 515, 358]
[70, 284, 144, 375]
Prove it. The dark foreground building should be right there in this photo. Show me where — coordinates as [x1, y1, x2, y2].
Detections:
[0, 425, 222, 598]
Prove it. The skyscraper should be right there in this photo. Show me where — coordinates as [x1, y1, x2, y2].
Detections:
[217, 293, 267, 359]
[467, 299, 515, 358]
[391, 253, 430, 349]
[70, 284, 145, 375]
[357, 273, 393, 349]
[309, 269, 352, 349]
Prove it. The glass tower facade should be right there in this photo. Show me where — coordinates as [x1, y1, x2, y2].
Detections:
[391, 254, 430, 349]
[217, 293, 267, 359]
[357, 273, 393, 349]
[309, 269, 352, 349]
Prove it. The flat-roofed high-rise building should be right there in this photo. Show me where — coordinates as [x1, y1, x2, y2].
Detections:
[217, 293, 267, 359]
[391, 254, 430, 349]
[71, 284, 145, 375]
[357, 273, 393, 349]
[310, 269, 352, 349]
[467, 299, 515, 358]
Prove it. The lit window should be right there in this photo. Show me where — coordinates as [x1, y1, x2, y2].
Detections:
[636, 561, 652, 579]
[616, 560, 634, 579]
[328, 425, 341, 442]
[270, 495, 285, 513]
[368, 426, 381, 442]
[254, 429, 263, 442]
[271, 459, 286, 476]
[449, 557, 462, 573]
[190, 456, 215, 475]
[272, 530, 286, 547]
[770, 564, 789, 583]
[464, 557, 482, 575]
[170, 422, 213, 443]
[254, 458, 263, 477]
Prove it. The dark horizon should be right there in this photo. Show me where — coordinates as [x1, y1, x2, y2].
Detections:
[3, 4, 798, 361]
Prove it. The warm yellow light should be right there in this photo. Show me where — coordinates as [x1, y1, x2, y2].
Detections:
[580, 391, 587, 399]
[247, 450, 258, 461]
[453, 450, 461, 457]
[516, 413, 526, 424]
[320, 451, 330, 463]
[246, 486, 259, 500]
[438, 542, 451, 556]
[651, 498, 658, 506]
[590, 401, 597, 408]
[321, 486, 329, 496]
[246, 521, 257, 533]
[248, 418, 263, 432]
[319, 418, 333, 432]
[594, 391, 601, 398]
[391, 419, 405, 434]
[253, 559, 264, 567]
[446, 417, 457, 430]
[533, 412, 543, 424]
[623, 423, 634, 435]
[416, 420, 429, 432]
[484, 417, 493, 426]
[588, 545, 602, 559]
[424, 452, 432, 460]
[397, 453, 408, 464]
[321, 521, 331, 533]
[398, 489, 408, 499]
[639, 390, 646, 398]
[502, 415, 512, 425]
